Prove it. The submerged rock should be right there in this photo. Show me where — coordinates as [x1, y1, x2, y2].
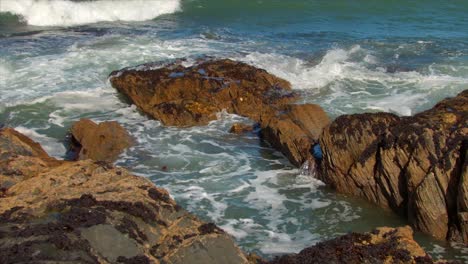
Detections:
[319, 90, 468, 243]
[109, 59, 296, 127]
[229, 123, 255, 134]
[267, 226, 450, 264]
[70, 119, 133, 162]
[0, 128, 250, 264]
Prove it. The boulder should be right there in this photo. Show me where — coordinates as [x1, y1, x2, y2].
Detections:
[70, 119, 133, 162]
[109, 59, 296, 127]
[260, 104, 330, 167]
[267, 226, 448, 264]
[319, 90, 468, 243]
[0, 128, 250, 264]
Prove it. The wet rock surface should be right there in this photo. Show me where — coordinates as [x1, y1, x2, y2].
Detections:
[266, 226, 454, 264]
[70, 119, 133, 162]
[0, 128, 249, 264]
[109, 59, 296, 127]
[319, 90, 468, 243]
[109, 59, 330, 166]
[260, 104, 330, 167]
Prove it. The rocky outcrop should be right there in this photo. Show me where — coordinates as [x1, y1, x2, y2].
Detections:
[267, 226, 450, 264]
[319, 90, 468, 243]
[0, 128, 62, 193]
[109, 59, 330, 166]
[0, 128, 250, 264]
[109, 59, 296, 127]
[0, 129, 457, 263]
[70, 119, 133, 162]
[260, 104, 330, 167]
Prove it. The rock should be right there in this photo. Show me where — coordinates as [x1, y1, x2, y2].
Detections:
[267, 226, 448, 264]
[260, 104, 330, 166]
[70, 119, 133, 162]
[109, 59, 296, 127]
[0, 128, 61, 194]
[110, 59, 331, 167]
[319, 90, 468, 243]
[229, 123, 254, 134]
[0, 128, 250, 264]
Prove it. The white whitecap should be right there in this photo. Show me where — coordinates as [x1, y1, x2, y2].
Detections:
[14, 126, 66, 158]
[0, 0, 181, 26]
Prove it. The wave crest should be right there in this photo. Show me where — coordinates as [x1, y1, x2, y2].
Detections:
[0, 0, 180, 26]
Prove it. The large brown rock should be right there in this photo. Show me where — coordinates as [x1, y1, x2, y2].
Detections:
[109, 59, 331, 166]
[0, 128, 250, 264]
[109, 59, 296, 127]
[260, 104, 330, 167]
[319, 90, 468, 243]
[70, 119, 133, 162]
[267, 226, 445, 264]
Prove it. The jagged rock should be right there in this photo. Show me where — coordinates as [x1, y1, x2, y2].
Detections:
[229, 123, 254, 134]
[260, 104, 330, 167]
[319, 90, 468, 243]
[109, 59, 331, 166]
[109, 59, 296, 127]
[0, 128, 250, 264]
[0, 128, 61, 193]
[70, 119, 133, 162]
[267, 226, 450, 264]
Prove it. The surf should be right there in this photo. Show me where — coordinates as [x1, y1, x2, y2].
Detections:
[0, 0, 181, 26]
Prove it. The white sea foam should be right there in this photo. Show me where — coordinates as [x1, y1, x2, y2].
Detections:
[0, 0, 180, 26]
[14, 126, 66, 158]
[238, 46, 468, 116]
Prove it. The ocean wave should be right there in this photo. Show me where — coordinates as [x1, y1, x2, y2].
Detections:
[0, 0, 180, 26]
[237, 46, 468, 116]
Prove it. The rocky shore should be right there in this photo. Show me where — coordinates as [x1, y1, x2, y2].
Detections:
[1, 59, 465, 263]
[0, 126, 452, 263]
[319, 90, 468, 244]
[109, 58, 467, 245]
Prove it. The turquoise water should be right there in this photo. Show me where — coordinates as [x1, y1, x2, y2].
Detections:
[1, 0, 467, 261]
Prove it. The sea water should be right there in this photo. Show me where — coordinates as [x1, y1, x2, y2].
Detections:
[0, 0, 467, 261]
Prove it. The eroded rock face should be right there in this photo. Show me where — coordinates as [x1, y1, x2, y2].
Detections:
[260, 104, 330, 167]
[267, 226, 444, 264]
[319, 90, 468, 243]
[109, 59, 296, 127]
[70, 119, 133, 162]
[0, 128, 249, 264]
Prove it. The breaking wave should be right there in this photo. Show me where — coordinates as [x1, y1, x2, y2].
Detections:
[0, 0, 181, 26]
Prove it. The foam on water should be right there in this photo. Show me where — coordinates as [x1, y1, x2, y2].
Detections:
[238, 46, 468, 116]
[0, 0, 181, 26]
[14, 126, 66, 157]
